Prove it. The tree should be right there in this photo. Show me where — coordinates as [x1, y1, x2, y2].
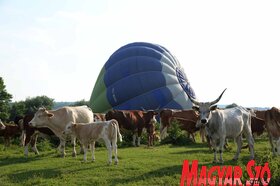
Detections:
[0, 77, 13, 121]
[71, 99, 89, 107]
[9, 101, 27, 121]
[24, 96, 54, 113]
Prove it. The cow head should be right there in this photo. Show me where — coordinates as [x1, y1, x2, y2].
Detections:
[0, 119, 6, 130]
[63, 122, 75, 135]
[143, 111, 158, 126]
[187, 89, 227, 127]
[29, 107, 54, 127]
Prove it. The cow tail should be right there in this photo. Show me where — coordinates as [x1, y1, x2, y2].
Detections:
[114, 119, 122, 142]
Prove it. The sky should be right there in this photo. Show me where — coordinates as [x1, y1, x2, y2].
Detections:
[0, 0, 279, 108]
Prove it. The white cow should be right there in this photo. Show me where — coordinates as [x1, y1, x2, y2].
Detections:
[0, 119, 6, 130]
[29, 106, 94, 157]
[63, 119, 122, 165]
[187, 89, 255, 163]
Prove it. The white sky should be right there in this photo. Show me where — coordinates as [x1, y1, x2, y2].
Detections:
[0, 0, 279, 108]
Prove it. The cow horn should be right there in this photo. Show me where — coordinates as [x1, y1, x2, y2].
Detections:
[186, 92, 200, 106]
[209, 88, 227, 106]
[141, 107, 147, 111]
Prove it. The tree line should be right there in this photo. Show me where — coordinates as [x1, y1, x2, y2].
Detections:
[0, 77, 89, 122]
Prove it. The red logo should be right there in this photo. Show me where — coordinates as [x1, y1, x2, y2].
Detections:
[180, 160, 271, 186]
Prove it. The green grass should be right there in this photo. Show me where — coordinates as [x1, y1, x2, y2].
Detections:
[0, 137, 279, 186]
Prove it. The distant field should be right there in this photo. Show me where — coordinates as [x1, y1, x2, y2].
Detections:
[0, 137, 279, 186]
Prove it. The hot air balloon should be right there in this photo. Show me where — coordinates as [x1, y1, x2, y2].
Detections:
[89, 42, 196, 113]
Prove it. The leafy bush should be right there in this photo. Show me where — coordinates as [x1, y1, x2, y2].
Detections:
[160, 120, 194, 146]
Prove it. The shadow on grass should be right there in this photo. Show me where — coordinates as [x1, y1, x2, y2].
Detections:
[0, 155, 42, 167]
[8, 168, 61, 184]
[110, 164, 182, 186]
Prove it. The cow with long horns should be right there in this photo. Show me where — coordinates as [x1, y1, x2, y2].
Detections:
[186, 89, 255, 163]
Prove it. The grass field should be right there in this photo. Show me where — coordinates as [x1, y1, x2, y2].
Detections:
[0, 137, 279, 186]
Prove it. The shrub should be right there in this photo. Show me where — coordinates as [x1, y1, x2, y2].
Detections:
[160, 120, 193, 146]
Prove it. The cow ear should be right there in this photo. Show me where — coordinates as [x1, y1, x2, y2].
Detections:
[47, 113, 54, 118]
[210, 105, 217, 111]
[192, 106, 199, 112]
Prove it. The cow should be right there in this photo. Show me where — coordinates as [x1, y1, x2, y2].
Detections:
[147, 115, 157, 147]
[187, 89, 255, 163]
[63, 119, 122, 165]
[0, 119, 6, 130]
[93, 113, 106, 121]
[250, 116, 266, 137]
[29, 106, 94, 157]
[105, 110, 158, 146]
[0, 122, 21, 147]
[17, 114, 56, 156]
[264, 107, 280, 155]
[170, 117, 200, 142]
[159, 109, 206, 143]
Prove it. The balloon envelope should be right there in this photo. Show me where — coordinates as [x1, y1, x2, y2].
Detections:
[89, 42, 196, 113]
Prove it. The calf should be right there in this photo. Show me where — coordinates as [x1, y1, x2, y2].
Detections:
[63, 119, 122, 165]
[170, 117, 200, 142]
[147, 116, 157, 147]
[0, 123, 21, 147]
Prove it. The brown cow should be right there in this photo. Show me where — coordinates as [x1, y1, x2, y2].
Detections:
[159, 109, 206, 142]
[105, 110, 158, 146]
[170, 117, 200, 142]
[264, 107, 280, 155]
[251, 116, 266, 136]
[0, 123, 21, 147]
[17, 114, 56, 156]
[254, 108, 280, 155]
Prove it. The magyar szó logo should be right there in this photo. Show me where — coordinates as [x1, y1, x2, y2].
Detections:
[180, 160, 271, 186]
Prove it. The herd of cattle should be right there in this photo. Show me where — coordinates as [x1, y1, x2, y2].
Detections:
[1, 91, 280, 164]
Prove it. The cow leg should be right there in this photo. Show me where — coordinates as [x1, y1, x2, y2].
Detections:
[31, 134, 39, 155]
[83, 144, 88, 162]
[218, 136, 225, 164]
[104, 139, 112, 165]
[233, 135, 242, 161]
[246, 134, 255, 159]
[200, 127, 206, 143]
[137, 137, 141, 146]
[90, 141, 95, 161]
[268, 134, 277, 156]
[112, 140, 118, 165]
[20, 130, 26, 147]
[132, 134, 136, 146]
[71, 136, 77, 157]
[79, 142, 84, 154]
[206, 135, 212, 150]
[190, 133, 196, 142]
[60, 139, 66, 158]
[212, 138, 218, 163]
[137, 129, 143, 146]
[24, 134, 32, 157]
